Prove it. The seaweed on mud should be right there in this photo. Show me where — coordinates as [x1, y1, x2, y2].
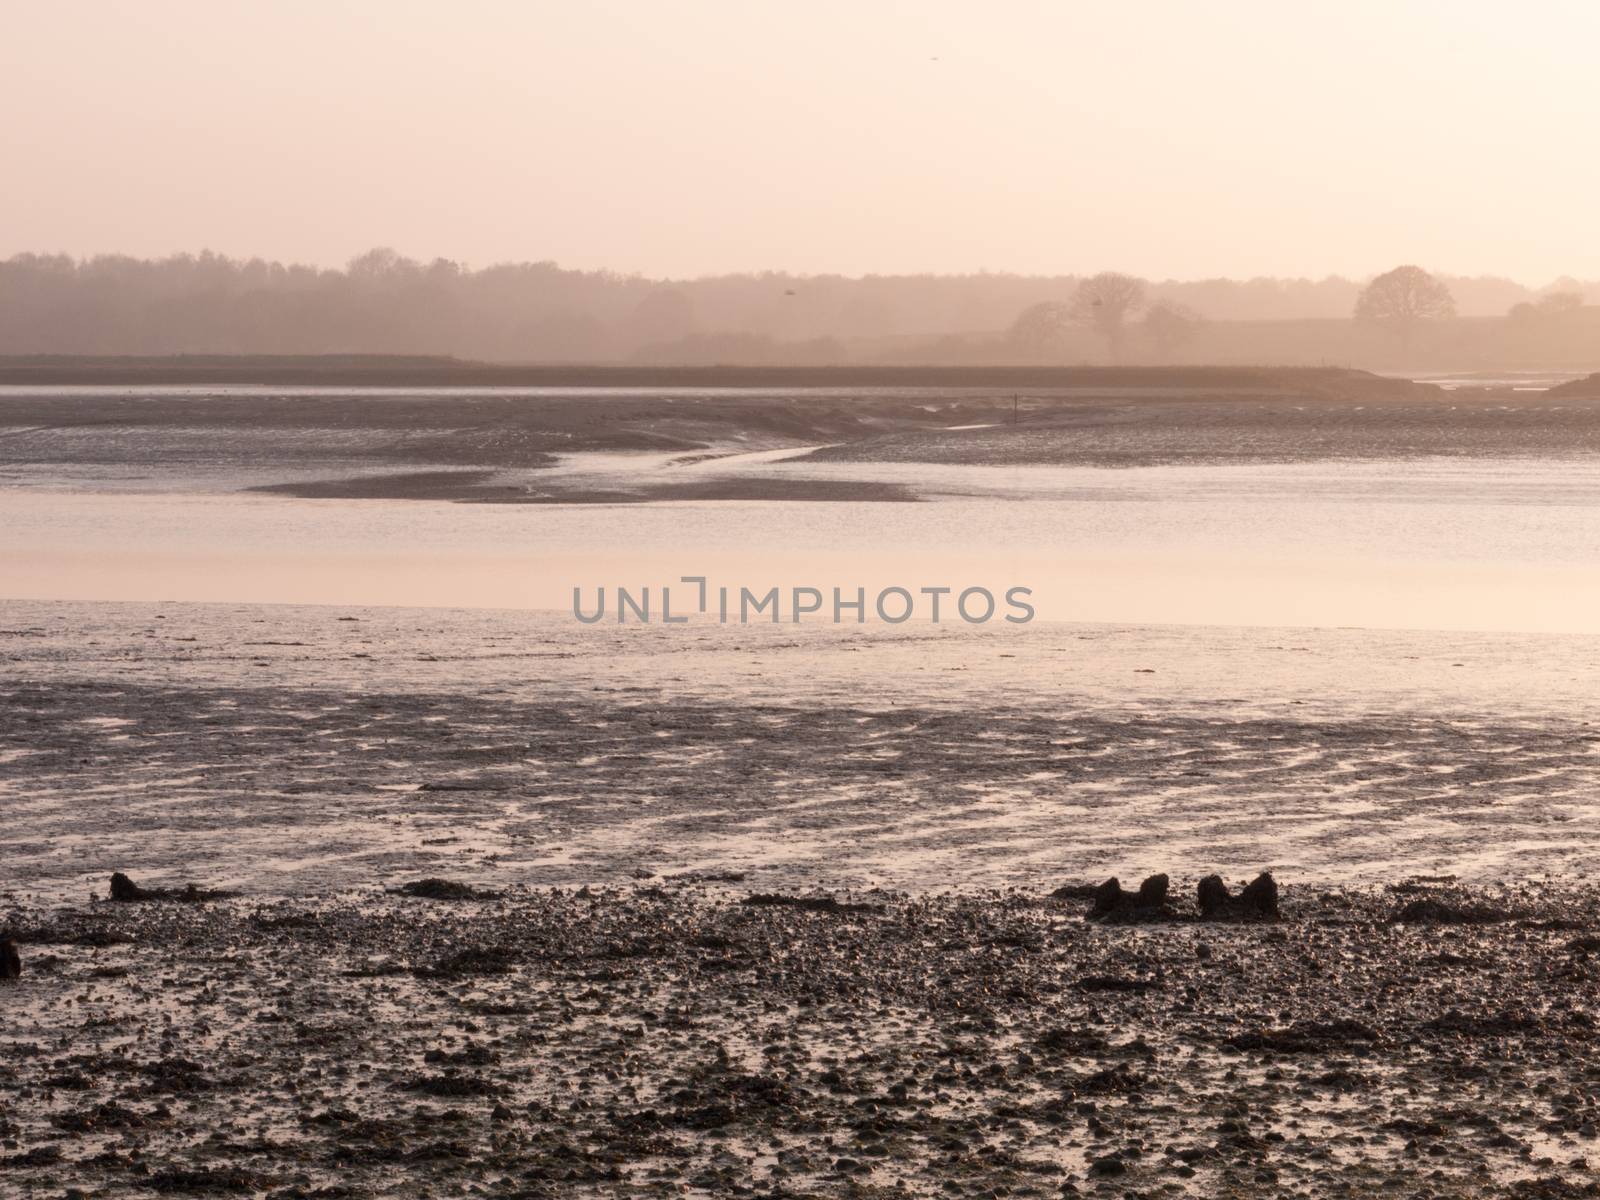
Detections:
[740, 892, 882, 914]
[1224, 1019, 1381, 1055]
[0, 1147, 62, 1169]
[52, 1101, 156, 1133]
[417, 945, 519, 977]
[41, 1070, 93, 1090]
[1505, 1179, 1600, 1200]
[423, 1043, 499, 1067]
[663, 870, 748, 884]
[1069, 1063, 1149, 1096]
[17, 921, 134, 947]
[251, 910, 332, 931]
[146, 1167, 269, 1193]
[391, 877, 502, 901]
[398, 1072, 506, 1098]
[1047, 882, 1102, 901]
[1073, 974, 1161, 993]
[662, 1067, 801, 1130]
[1423, 1009, 1544, 1038]
[459, 999, 538, 1016]
[108, 871, 235, 903]
[138, 1057, 214, 1094]
[1034, 1026, 1110, 1055]
[1393, 896, 1518, 924]
[1387, 874, 1460, 894]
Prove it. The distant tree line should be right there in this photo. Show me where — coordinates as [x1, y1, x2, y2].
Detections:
[1009, 265, 1598, 367]
[0, 249, 1595, 366]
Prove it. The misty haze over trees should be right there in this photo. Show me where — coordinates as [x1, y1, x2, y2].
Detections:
[2, 249, 1597, 369]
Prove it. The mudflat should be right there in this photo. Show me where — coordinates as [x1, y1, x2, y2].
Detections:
[5, 366, 1600, 1197]
[5, 367, 1600, 504]
[2, 878, 1596, 1198]
[5, 602, 1597, 899]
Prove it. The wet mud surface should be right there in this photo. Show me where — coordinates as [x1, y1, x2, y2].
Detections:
[5, 372, 1600, 1196]
[800, 396, 1600, 468]
[4, 587, 1598, 1198]
[5, 602, 1600, 903]
[7, 672, 1600, 904]
[0, 388, 1025, 479]
[3, 880, 1600, 1198]
[246, 470, 921, 504]
[7, 374, 1593, 503]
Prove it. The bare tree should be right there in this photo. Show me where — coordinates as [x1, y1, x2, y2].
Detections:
[1007, 301, 1072, 357]
[1354, 265, 1455, 354]
[1070, 272, 1146, 361]
[1141, 300, 1205, 360]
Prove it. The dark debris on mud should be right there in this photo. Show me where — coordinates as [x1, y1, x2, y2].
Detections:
[390, 877, 504, 902]
[2, 879, 1599, 1198]
[108, 872, 237, 904]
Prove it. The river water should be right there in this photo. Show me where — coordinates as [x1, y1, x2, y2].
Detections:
[3, 386, 1599, 897]
[2, 449, 1599, 633]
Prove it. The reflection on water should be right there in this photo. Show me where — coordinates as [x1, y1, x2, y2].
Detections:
[1400, 370, 1596, 391]
[2, 455, 1599, 633]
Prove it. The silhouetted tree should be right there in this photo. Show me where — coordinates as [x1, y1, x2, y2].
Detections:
[1070, 272, 1146, 361]
[1510, 291, 1582, 325]
[1141, 300, 1205, 360]
[1354, 265, 1455, 354]
[347, 247, 407, 279]
[1007, 301, 1072, 357]
[1537, 290, 1583, 315]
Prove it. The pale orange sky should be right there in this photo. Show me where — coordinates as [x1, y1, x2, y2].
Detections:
[3, 0, 1596, 282]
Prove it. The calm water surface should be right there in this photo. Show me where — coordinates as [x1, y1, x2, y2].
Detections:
[2, 452, 1598, 633]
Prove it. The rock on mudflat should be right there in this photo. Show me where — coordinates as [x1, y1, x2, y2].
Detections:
[1197, 871, 1279, 919]
[108, 871, 151, 901]
[0, 936, 19, 981]
[1088, 873, 1172, 922]
[1087, 1152, 1129, 1177]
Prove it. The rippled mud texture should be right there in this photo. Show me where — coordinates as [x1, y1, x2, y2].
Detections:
[3, 882, 1599, 1198]
[6, 601, 1600, 901]
[8, 673, 1600, 904]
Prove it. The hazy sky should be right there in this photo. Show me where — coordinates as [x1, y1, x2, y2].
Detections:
[4, 0, 1597, 282]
